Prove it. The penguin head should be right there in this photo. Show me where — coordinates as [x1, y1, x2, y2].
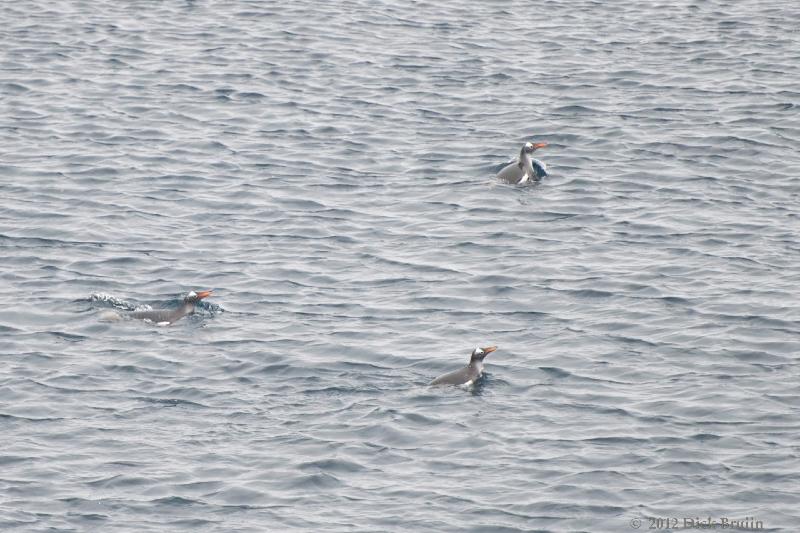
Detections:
[470, 345, 497, 362]
[523, 141, 548, 154]
[184, 289, 213, 303]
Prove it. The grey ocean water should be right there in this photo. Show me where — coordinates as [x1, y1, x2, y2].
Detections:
[1, 0, 799, 531]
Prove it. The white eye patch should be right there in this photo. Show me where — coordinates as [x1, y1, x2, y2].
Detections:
[187, 291, 197, 298]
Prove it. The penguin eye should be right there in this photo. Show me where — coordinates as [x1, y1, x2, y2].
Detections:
[187, 291, 197, 298]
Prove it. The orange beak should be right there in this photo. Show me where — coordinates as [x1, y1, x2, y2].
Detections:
[195, 290, 213, 299]
[482, 346, 497, 354]
[533, 142, 548, 149]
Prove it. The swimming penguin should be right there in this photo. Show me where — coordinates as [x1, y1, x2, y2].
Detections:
[128, 290, 213, 325]
[430, 346, 497, 386]
[495, 141, 548, 184]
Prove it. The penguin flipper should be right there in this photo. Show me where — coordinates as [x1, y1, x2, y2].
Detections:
[531, 158, 548, 179]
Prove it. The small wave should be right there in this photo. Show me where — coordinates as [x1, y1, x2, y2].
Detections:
[89, 293, 143, 311]
[298, 458, 366, 473]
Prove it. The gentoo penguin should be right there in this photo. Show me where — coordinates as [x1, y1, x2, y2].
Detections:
[430, 346, 497, 386]
[128, 290, 213, 325]
[495, 141, 548, 184]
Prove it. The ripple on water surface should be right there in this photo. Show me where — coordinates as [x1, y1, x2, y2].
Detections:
[1, 0, 800, 531]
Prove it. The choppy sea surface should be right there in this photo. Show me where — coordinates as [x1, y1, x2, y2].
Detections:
[2, 1, 800, 531]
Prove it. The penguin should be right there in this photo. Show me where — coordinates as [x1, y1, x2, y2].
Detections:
[495, 141, 548, 184]
[128, 290, 213, 325]
[431, 346, 497, 386]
